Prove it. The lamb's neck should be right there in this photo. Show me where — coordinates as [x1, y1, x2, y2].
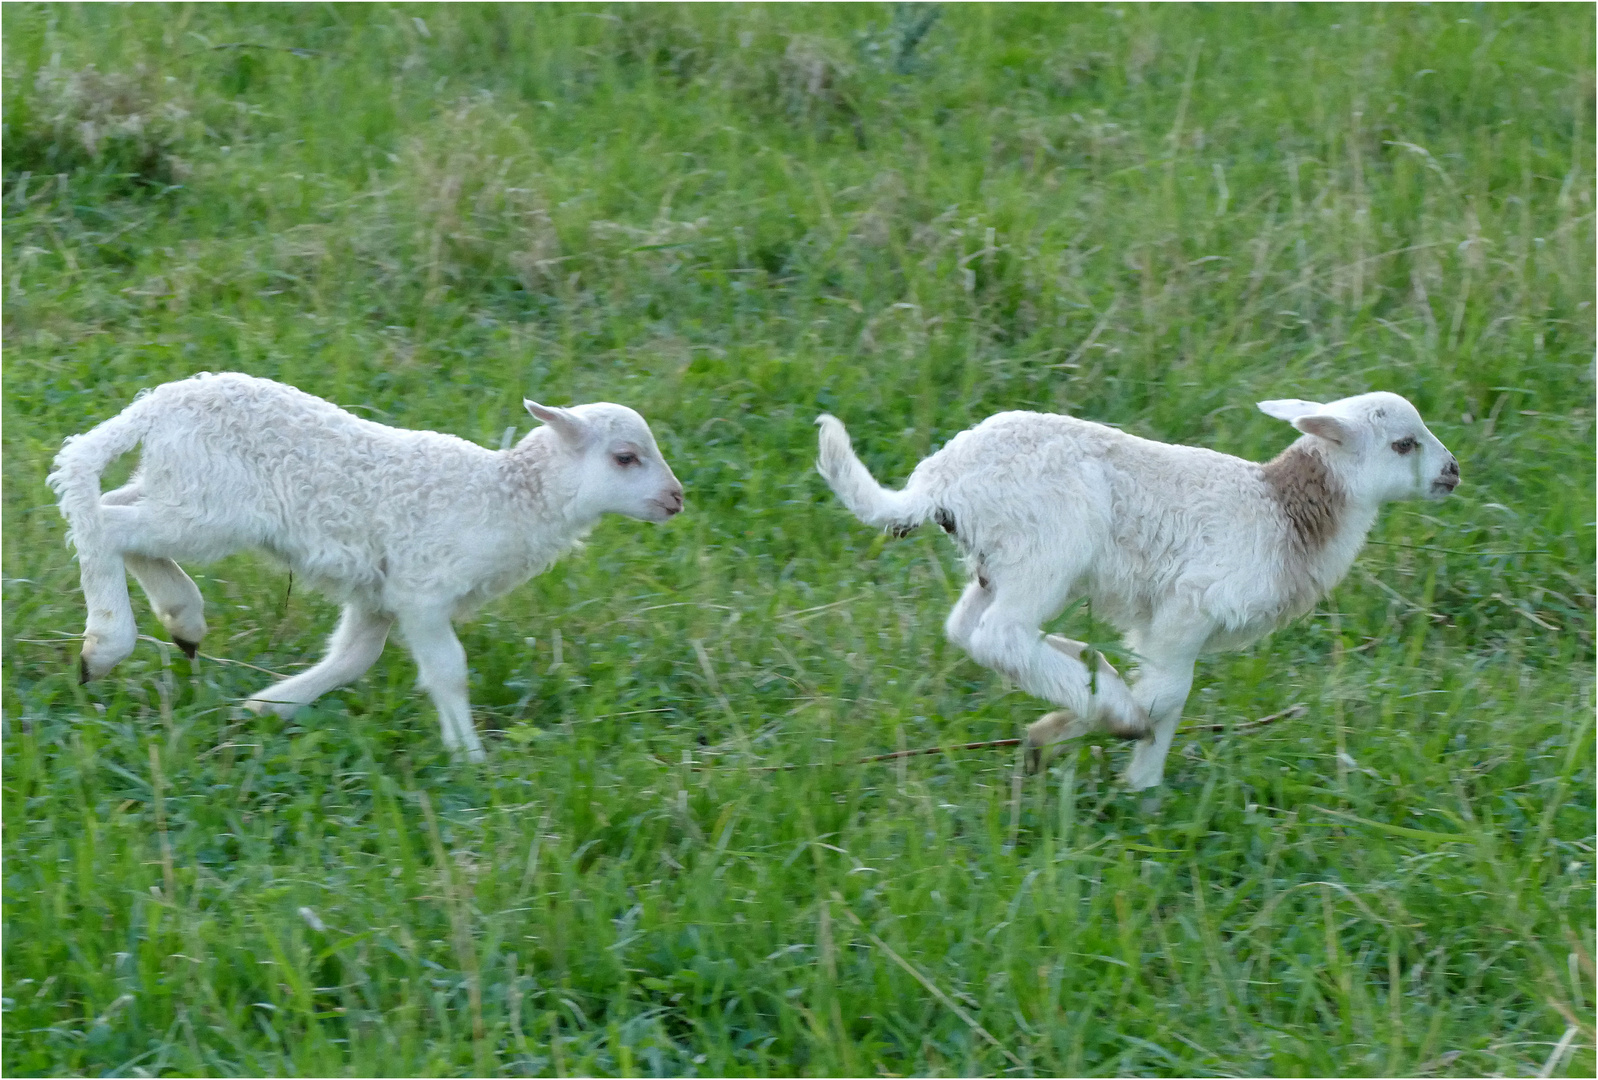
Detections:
[1310, 499, 1382, 593]
[1260, 441, 1380, 598]
[500, 434, 589, 538]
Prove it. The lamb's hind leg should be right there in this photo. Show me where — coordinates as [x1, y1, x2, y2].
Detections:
[1024, 636, 1130, 773]
[74, 492, 148, 681]
[963, 579, 1147, 762]
[949, 580, 1094, 773]
[944, 580, 995, 651]
[95, 484, 207, 660]
[246, 605, 393, 717]
[75, 546, 137, 682]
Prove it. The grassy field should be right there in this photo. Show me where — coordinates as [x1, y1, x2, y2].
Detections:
[3, 3, 1594, 1076]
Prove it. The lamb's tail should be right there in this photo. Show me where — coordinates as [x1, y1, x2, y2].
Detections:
[46, 402, 152, 553]
[815, 414, 934, 536]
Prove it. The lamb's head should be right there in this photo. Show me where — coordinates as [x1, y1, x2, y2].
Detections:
[1258, 391, 1459, 504]
[524, 400, 684, 522]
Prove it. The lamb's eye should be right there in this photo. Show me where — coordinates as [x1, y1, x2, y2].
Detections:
[1391, 437, 1418, 455]
[614, 452, 638, 467]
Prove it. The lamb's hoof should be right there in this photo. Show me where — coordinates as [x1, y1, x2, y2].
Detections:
[1024, 709, 1078, 774]
[173, 637, 199, 660]
[77, 632, 136, 684]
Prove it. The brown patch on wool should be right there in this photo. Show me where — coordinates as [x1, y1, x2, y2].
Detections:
[1261, 444, 1345, 554]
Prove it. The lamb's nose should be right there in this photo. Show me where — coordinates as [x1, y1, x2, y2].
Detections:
[1443, 457, 1459, 478]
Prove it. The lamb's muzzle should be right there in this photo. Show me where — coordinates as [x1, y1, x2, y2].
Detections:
[655, 485, 686, 517]
[49, 372, 683, 762]
[817, 389, 1458, 790]
[1433, 455, 1461, 496]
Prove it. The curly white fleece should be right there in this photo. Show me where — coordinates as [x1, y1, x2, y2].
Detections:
[50, 371, 683, 761]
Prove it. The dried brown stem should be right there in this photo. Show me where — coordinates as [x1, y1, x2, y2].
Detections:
[1192, 703, 1307, 734]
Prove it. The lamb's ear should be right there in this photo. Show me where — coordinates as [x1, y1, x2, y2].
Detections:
[1258, 399, 1352, 446]
[1257, 398, 1324, 422]
[1290, 413, 1353, 445]
[524, 400, 588, 445]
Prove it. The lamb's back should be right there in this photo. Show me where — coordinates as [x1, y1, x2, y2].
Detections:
[128, 374, 523, 601]
[137, 373, 500, 521]
[915, 412, 1296, 628]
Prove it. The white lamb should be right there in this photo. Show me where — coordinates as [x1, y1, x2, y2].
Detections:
[817, 392, 1460, 790]
[48, 372, 684, 761]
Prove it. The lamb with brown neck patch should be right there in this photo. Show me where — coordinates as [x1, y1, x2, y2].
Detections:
[817, 390, 1459, 790]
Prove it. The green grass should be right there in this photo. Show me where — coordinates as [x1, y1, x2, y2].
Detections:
[3, 3, 1593, 1075]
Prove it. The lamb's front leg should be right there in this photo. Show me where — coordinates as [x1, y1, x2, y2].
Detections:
[1120, 625, 1206, 790]
[397, 610, 484, 763]
[246, 605, 393, 717]
[124, 555, 208, 658]
[74, 500, 149, 680]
